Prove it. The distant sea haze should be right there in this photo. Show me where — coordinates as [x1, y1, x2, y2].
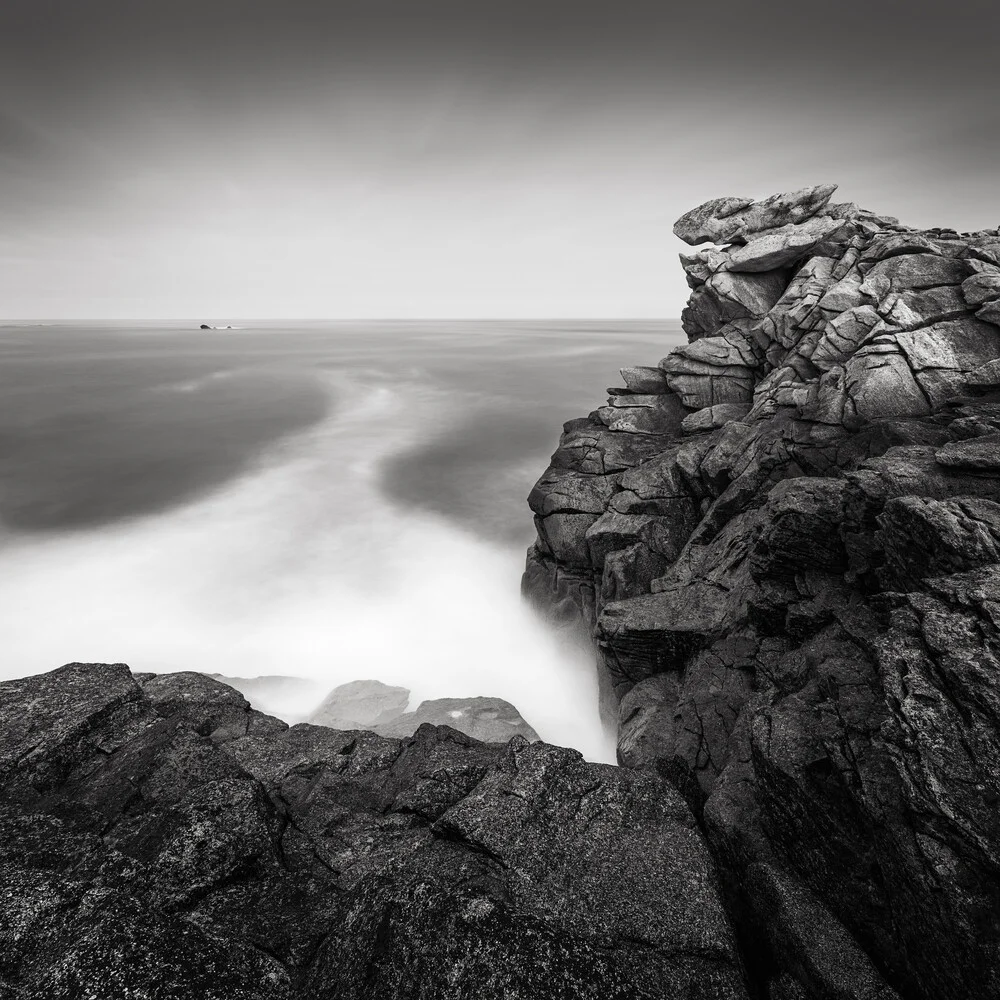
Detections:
[0, 320, 684, 761]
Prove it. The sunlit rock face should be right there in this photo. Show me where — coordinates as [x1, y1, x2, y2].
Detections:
[523, 185, 1000, 1000]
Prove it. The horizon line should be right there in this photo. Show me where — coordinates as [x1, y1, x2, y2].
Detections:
[0, 316, 683, 324]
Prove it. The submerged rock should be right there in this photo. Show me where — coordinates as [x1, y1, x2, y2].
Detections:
[524, 186, 1000, 1000]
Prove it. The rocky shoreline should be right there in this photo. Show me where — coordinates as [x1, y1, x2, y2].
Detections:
[523, 185, 1000, 999]
[0, 664, 745, 998]
[2, 185, 999, 998]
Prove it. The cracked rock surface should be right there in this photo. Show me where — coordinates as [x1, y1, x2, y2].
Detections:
[0, 662, 746, 999]
[523, 185, 1000, 1000]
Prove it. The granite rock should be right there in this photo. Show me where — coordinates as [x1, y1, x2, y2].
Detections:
[673, 184, 839, 246]
[523, 186, 1000, 1000]
[0, 663, 747, 999]
[308, 678, 411, 730]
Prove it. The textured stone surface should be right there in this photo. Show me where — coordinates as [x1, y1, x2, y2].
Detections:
[523, 187, 1000, 1000]
[725, 216, 846, 273]
[308, 678, 411, 729]
[0, 663, 746, 999]
[673, 184, 838, 246]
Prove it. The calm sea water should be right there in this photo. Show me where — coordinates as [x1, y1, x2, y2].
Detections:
[0, 319, 683, 759]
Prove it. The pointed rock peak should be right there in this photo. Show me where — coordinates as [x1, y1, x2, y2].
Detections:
[674, 183, 839, 246]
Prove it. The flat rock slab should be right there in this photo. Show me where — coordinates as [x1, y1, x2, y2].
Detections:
[308, 741, 748, 998]
[596, 584, 730, 692]
[725, 217, 846, 273]
[936, 434, 1000, 473]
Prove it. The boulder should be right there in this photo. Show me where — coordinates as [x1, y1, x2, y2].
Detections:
[673, 184, 838, 246]
[936, 433, 1000, 473]
[680, 402, 751, 434]
[876, 495, 1000, 590]
[524, 185, 1000, 999]
[373, 697, 540, 743]
[140, 671, 288, 742]
[725, 216, 847, 273]
[0, 663, 748, 999]
[619, 365, 669, 393]
[308, 678, 411, 730]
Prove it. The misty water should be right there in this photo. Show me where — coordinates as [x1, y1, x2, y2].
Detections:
[0, 320, 684, 761]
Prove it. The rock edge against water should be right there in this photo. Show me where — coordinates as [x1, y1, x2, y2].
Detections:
[307, 678, 540, 743]
[0, 663, 745, 999]
[523, 184, 1000, 1000]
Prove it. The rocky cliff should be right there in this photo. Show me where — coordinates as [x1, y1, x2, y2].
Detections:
[523, 184, 1000, 1000]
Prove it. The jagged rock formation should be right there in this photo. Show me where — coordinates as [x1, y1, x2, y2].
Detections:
[523, 185, 1000, 1000]
[308, 680, 540, 743]
[0, 664, 745, 998]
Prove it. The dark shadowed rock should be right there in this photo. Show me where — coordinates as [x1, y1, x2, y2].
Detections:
[140, 670, 288, 742]
[745, 863, 901, 1000]
[0, 663, 746, 998]
[306, 740, 748, 999]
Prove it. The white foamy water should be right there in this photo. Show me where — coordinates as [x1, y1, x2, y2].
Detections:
[0, 367, 614, 760]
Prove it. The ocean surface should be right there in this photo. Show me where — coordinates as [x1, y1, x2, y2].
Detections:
[0, 320, 684, 760]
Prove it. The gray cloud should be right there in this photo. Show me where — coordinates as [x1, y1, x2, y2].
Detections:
[0, 1, 996, 317]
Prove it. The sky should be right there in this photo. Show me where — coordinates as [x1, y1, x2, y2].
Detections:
[1, 0, 998, 319]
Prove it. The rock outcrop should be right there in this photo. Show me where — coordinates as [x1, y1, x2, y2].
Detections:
[0, 663, 745, 998]
[523, 185, 1000, 1000]
[308, 681, 540, 743]
[370, 696, 540, 743]
[308, 678, 411, 730]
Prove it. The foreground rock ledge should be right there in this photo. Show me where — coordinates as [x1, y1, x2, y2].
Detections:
[523, 184, 1000, 1000]
[0, 663, 746, 999]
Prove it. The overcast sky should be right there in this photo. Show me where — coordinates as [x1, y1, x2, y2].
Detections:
[1, 0, 997, 319]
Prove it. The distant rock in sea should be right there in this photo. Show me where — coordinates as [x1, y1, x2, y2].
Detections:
[307, 679, 539, 743]
[373, 696, 540, 743]
[199, 323, 211, 329]
[309, 678, 410, 729]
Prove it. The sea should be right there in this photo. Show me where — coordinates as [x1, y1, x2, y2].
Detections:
[0, 319, 685, 761]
